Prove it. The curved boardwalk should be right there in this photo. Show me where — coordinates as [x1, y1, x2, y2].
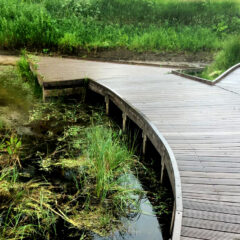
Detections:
[34, 56, 240, 240]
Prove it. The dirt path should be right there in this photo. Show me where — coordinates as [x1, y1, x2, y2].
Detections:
[0, 55, 19, 66]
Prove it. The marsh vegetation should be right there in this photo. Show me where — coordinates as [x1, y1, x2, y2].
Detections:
[0, 61, 172, 240]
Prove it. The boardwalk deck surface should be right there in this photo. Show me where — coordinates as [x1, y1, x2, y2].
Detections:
[35, 56, 240, 240]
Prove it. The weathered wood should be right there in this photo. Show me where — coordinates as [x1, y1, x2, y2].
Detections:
[142, 133, 147, 155]
[160, 158, 165, 184]
[181, 226, 240, 240]
[43, 79, 86, 89]
[122, 113, 127, 132]
[170, 201, 176, 234]
[105, 95, 109, 115]
[182, 217, 240, 234]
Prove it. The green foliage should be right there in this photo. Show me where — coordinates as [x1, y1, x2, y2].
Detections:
[17, 55, 42, 98]
[0, 131, 22, 168]
[6, 136, 21, 154]
[201, 35, 240, 79]
[0, 0, 58, 49]
[85, 126, 136, 201]
[212, 35, 240, 70]
[58, 32, 80, 53]
[0, 0, 239, 53]
[130, 25, 220, 52]
[0, 88, 173, 239]
[0, 178, 58, 240]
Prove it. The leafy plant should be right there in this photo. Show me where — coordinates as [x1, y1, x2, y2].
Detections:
[6, 135, 22, 167]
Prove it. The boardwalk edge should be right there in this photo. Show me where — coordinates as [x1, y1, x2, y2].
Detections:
[88, 79, 183, 240]
[172, 63, 240, 85]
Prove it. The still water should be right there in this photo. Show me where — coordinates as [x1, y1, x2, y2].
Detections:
[94, 174, 163, 240]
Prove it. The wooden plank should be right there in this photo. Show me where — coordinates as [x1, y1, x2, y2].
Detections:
[181, 226, 240, 240]
[183, 200, 240, 215]
[182, 217, 240, 234]
[183, 209, 240, 224]
[181, 238, 202, 240]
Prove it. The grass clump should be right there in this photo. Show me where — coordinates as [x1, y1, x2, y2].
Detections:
[53, 123, 141, 236]
[0, 169, 58, 240]
[85, 126, 135, 199]
[201, 35, 240, 79]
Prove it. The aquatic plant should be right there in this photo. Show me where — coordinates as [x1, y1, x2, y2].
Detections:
[85, 126, 137, 200]
[0, 178, 58, 240]
[52, 123, 142, 235]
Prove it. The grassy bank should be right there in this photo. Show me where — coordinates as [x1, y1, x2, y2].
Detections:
[0, 0, 240, 54]
[200, 35, 240, 79]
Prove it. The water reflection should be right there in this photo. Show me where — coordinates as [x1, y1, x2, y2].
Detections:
[94, 174, 163, 240]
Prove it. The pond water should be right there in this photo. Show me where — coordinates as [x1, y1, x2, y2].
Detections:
[94, 174, 163, 240]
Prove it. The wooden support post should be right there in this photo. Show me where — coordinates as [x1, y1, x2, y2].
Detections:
[142, 133, 147, 155]
[122, 113, 127, 132]
[42, 87, 46, 102]
[170, 201, 176, 235]
[105, 95, 109, 115]
[160, 146, 165, 184]
[160, 154, 165, 184]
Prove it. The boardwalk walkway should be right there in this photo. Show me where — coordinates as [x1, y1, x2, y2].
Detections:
[34, 56, 240, 240]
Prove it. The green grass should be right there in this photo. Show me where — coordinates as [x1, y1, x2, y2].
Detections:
[85, 125, 137, 201]
[17, 54, 42, 98]
[0, 0, 240, 53]
[201, 35, 240, 79]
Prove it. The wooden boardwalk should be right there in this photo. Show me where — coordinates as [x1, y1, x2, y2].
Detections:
[33, 56, 240, 240]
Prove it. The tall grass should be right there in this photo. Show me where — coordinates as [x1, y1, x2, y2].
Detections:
[17, 54, 42, 98]
[85, 126, 136, 201]
[0, 0, 239, 53]
[201, 35, 240, 79]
